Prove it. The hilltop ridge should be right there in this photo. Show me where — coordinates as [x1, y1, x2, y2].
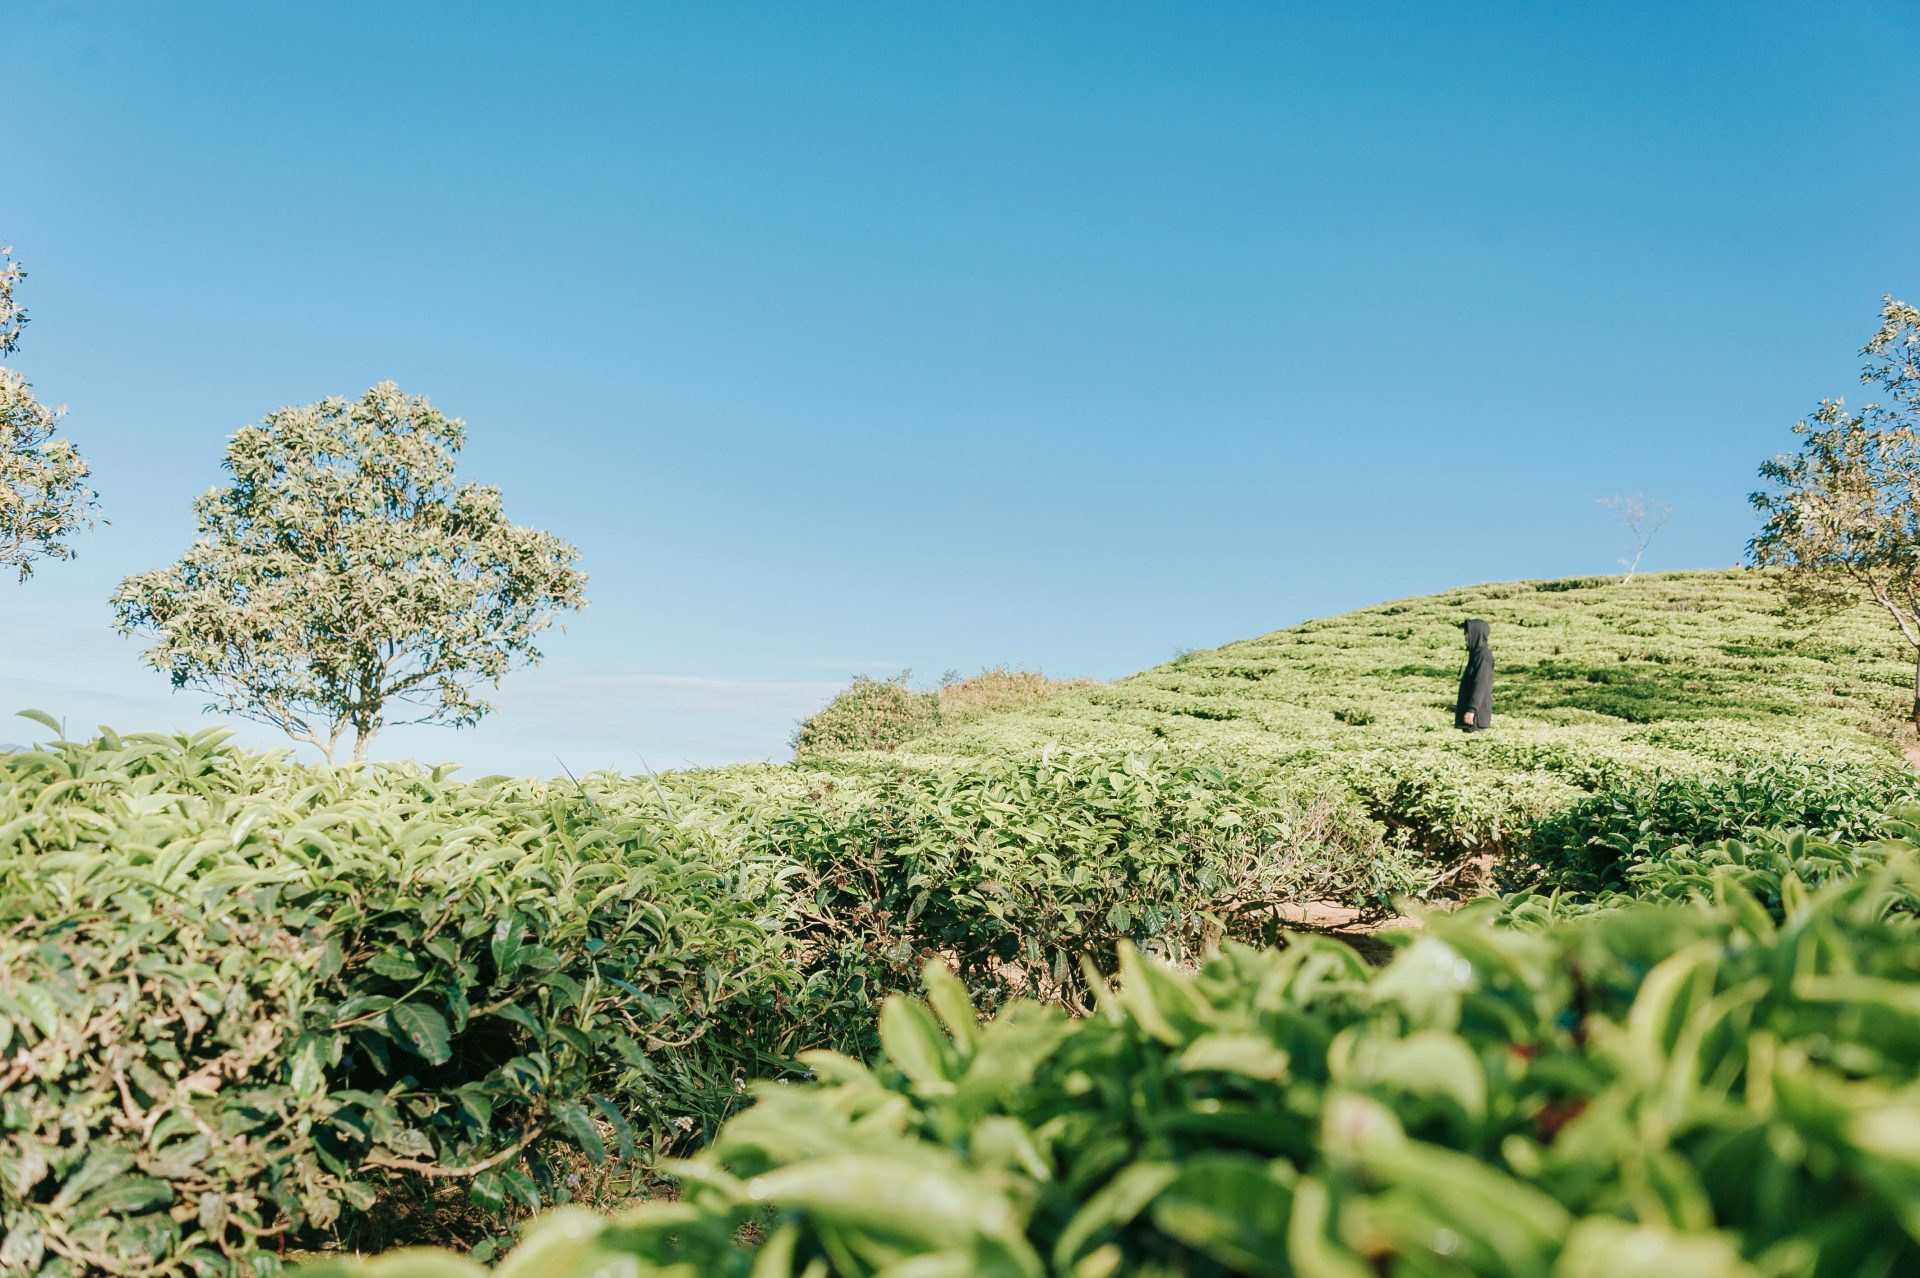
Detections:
[863, 570, 1915, 858]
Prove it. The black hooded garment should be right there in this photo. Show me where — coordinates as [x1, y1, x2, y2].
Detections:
[1455, 618, 1493, 731]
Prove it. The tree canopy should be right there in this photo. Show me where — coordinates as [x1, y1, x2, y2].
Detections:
[112, 383, 588, 761]
[1752, 295, 1920, 725]
[0, 245, 98, 579]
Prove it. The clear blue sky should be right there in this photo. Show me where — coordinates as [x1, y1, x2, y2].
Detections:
[4, 2, 1917, 774]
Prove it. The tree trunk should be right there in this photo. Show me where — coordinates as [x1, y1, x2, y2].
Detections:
[352, 729, 374, 764]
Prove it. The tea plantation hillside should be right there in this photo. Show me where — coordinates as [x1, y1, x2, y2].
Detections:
[291, 567, 1920, 1278]
[12, 568, 1920, 1275]
[882, 569, 1920, 870]
[932, 570, 1906, 750]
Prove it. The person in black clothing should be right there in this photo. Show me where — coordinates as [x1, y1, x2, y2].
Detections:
[1455, 618, 1493, 732]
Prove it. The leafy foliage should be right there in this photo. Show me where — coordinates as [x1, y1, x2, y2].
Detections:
[1510, 753, 1920, 896]
[792, 674, 942, 759]
[110, 384, 587, 762]
[682, 748, 1419, 1013]
[0, 727, 1405, 1274]
[793, 669, 1088, 762]
[1751, 295, 1920, 725]
[304, 848, 1920, 1276]
[0, 244, 98, 580]
[902, 571, 1919, 870]
[0, 729, 812, 1275]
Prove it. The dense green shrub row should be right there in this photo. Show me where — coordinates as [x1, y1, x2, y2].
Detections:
[667, 749, 1419, 1012]
[0, 731, 1407, 1275]
[913, 572, 1920, 865]
[1510, 755, 1920, 895]
[306, 843, 1920, 1276]
[0, 730, 816, 1275]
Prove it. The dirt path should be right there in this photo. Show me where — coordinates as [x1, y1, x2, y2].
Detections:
[1272, 900, 1425, 964]
[1904, 741, 1920, 772]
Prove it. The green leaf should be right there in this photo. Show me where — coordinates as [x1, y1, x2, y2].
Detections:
[14, 709, 61, 735]
[492, 1208, 613, 1278]
[10, 984, 60, 1039]
[550, 1101, 606, 1164]
[1178, 1032, 1291, 1082]
[588, 1095, 637, 1162]
[1151, 1156, 1294, 1276]
[387, 1003, 452, 1065]
[1054, 1162, 1179, 1269]
[75, 1177, 173, 1217]
[921, 961, 978, 1054]
[486, 1004, 544, 1041]
[491, 915, 527, 977]
[880, 997, 956, 1097]
[370, 948, 426, 981]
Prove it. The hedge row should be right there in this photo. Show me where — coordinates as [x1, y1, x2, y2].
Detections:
[661, 748, 1419, 1011]
[0, 730, 810, 1275]
[306, 840, 1920, 1277]
[0, 730, 1410, 1275]
[1510, 754, 1920, 896]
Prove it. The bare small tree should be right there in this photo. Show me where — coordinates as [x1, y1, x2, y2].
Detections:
[1598, 492, 1672, 583]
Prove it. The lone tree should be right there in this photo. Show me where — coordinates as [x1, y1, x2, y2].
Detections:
[1, 245, 99, 579]
[113, 383, 587, 762]
[1598, 491, 1673, 583]
[1752, 295, 1920, 730]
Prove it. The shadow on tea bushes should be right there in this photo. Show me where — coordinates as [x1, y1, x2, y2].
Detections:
[305, 852, 1920, 1277]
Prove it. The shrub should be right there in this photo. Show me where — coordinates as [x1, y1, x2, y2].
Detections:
[791, 674, 941, 760]
[792, 669, 1088, 762]
[0, 731, 817, 1276]
[661, 748, 1420, 1016]
[935, 667, 1091, 723]
[1511, 754, 1920, 895]
[305, 852, 1920, 1276]
[0, 734, 1411, 1275]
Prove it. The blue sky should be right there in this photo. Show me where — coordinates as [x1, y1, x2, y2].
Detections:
[3, 2, 1918, 774]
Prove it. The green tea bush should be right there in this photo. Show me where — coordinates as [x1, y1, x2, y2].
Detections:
[1, 733, 1409, 1275]
[656, 748, 1422, 1017]
[793, 670, 1086, 762]
[0, 730, 817, 1276]
[792, 674, 941, 760]
[914, 571, 1920, 870]
[936, 668, 1093, 722]
[305, 853, 1920, 1276]
[1513, 755, 1920, 895]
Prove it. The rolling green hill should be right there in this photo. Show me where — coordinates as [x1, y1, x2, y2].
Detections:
[865, 569, 1918, 861]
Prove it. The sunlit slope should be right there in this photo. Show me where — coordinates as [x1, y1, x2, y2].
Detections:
[904, 570, 1914, 852]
